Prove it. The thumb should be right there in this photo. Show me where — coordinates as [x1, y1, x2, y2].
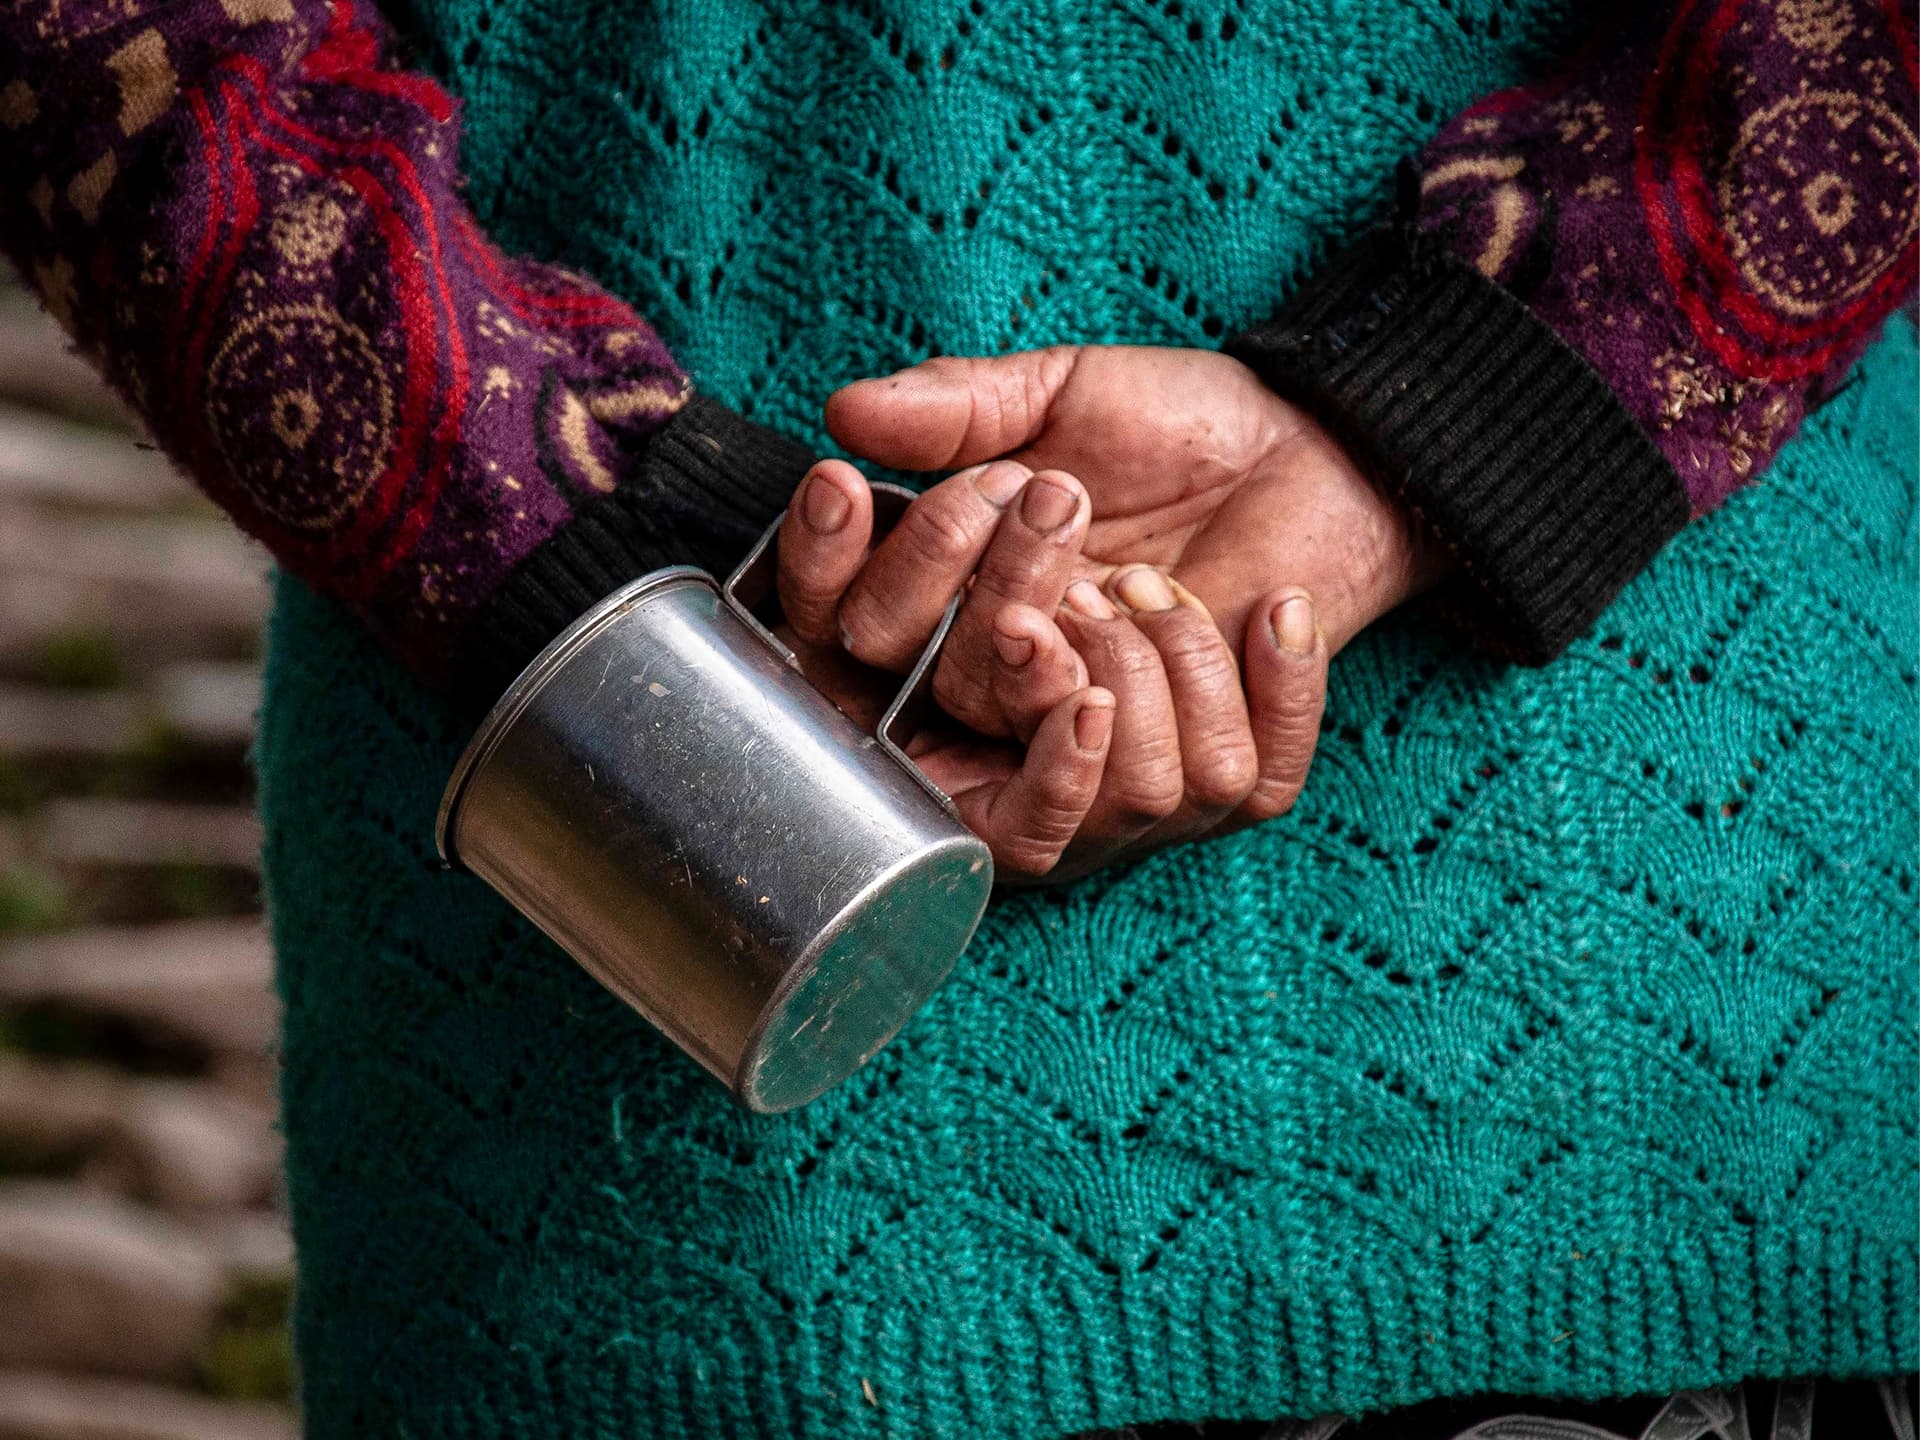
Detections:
[824, 346, 1081, 471]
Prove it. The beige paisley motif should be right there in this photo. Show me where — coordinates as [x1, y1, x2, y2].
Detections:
[1718, 91, 1919, 318]
[270, 189, 351, 271]
[205, 303, 395, 531]
[1774, 0, 1856, 55]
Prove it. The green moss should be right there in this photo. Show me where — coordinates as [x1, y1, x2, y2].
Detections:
[0, 866, 72, 935]
[201, 1271, 296, 1403]
[0, 1006, 96, 1059]
[0, 758, 41, 815]
[33, 629, 126, 690]
[156, 861, 239, 919]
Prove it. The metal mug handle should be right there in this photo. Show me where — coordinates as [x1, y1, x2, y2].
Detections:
[717, 482, 963, 817]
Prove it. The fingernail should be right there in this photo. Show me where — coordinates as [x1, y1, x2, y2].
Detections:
[802, 474, 851, 534]
[973, 461, 1028, 507]
[1271, 594, 1318, 655]
[1167, 577, 1214, 621]
[993, 626, 1035, 668]
[1020, 476, 1080, 533]
[1074, 693, 1115, 751]
[1112, 566, 1176, 613]
[1064, 579, 1117, 620]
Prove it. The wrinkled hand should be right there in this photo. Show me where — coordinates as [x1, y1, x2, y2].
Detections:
[780, 345, 1453, 880]
[775, 459, 1318, 881]
[764, 521, 1118, 881]
[826, 344, 1448, 667]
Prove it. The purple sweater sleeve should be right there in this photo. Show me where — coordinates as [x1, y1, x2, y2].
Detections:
[0, 0, 808, 699]
[1229, 0, 1918, 659]
[1415, 0, 1918, 513]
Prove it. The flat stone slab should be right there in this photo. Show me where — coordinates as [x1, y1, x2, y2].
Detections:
[35, 801, 263, 872]
[107, 1079, 280, 1210]
[0, 1059, 280, 1209]
[0, 686, 140, 760]
[0, 509, 267, 624]
[189, 1211, 292, 1284]
[0, 1371, 295, 1440]
[0, 670, 258, 760]
[0, 1057, 119, 1169]
[0, 405, 187, 513]
[0, 507, 268, 671]
[0, 919, 276, 1057]
[151, 665, 258, 749]
[0, 1184, 224, 1380]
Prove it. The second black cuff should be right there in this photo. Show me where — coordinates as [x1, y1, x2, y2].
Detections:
[1225, 226, 1689, 663]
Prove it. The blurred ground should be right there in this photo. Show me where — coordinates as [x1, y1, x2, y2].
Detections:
[0, 271, 296, 1439]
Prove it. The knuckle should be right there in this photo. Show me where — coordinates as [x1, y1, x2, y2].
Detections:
[974, 535, 1055, 596]
[1238, 780, 1301, 824]
[836, 596, 908, 668]
[901, 501, 982, 570]
[1096, 631, 1165, 686]
[997, 841, 1061, 879]
[1027, 789, 1089, 837]
[959, 362, 1020, 454]
[1108, 764, 1184, 825]
[1187, 739, 1260, 809]
[776, 557, 831, 610]
[1006, 656, 1082, 725]
[969, 348, 1077, 453]
[985, 678, 1035, 729]
[1260, 689, 1325, 734]
[1032, 346, 1082, 407]
[1341, 504, 1402, 584]
[932, 655, 995, 728]
[1036, 768, 1098, 821]
[1159, 624, 1238, 688]
[999, 358, 1052, 432]
[999, 794, 1090, 875]
[1332, 501, 1418, 612]
[917, 356, 971, 384]
[783, 600, 838, 646]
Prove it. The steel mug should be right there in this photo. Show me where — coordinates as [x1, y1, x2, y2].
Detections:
[436, 485, 994, 1112]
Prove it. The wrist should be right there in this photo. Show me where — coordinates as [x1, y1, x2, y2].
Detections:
[1226, 225, 1687, 662]
[1242, 407, 1455, 654]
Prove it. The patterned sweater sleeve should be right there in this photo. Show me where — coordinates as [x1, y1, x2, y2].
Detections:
[0, 0, 811, 703]
[1227, 0, 1918, 661]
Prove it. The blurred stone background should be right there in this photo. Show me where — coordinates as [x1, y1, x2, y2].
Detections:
[0, 270, 296, 1439]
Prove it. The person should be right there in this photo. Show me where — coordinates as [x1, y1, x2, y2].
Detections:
[2, 0, 1914, 1435]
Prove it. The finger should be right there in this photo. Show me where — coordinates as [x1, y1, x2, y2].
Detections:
[775, 460, 874, 647]
[1236, 588, 1329, 825]
[1107, 565, 1260, 817]
[934, 469, 1090, 732]
[823, 347, 1082, 471]
[949, 688, 1114, 879]
[836, 459, 1031, 671]
[1055, 581, 1185, 835]
[987, 603, 1087, 744]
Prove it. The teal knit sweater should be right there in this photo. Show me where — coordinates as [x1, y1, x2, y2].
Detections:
[256, 0, 1920, 1433]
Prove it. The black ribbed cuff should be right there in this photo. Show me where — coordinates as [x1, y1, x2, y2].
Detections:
[456, 395, 812, 706]
[1225, 226, 1689, 662]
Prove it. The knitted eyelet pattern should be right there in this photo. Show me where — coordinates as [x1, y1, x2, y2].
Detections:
[258, 324, 1917, 1440]
[254, 0, 1919, 1432]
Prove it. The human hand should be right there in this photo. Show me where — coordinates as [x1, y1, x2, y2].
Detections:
[775, 457, 1334, 881]
[777, 346, 1452, 878]
[760, 476, 1118, 880]
[824, 344, 1449, 666]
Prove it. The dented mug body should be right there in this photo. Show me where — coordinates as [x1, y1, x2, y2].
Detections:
[438, 490, 993, 1112]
